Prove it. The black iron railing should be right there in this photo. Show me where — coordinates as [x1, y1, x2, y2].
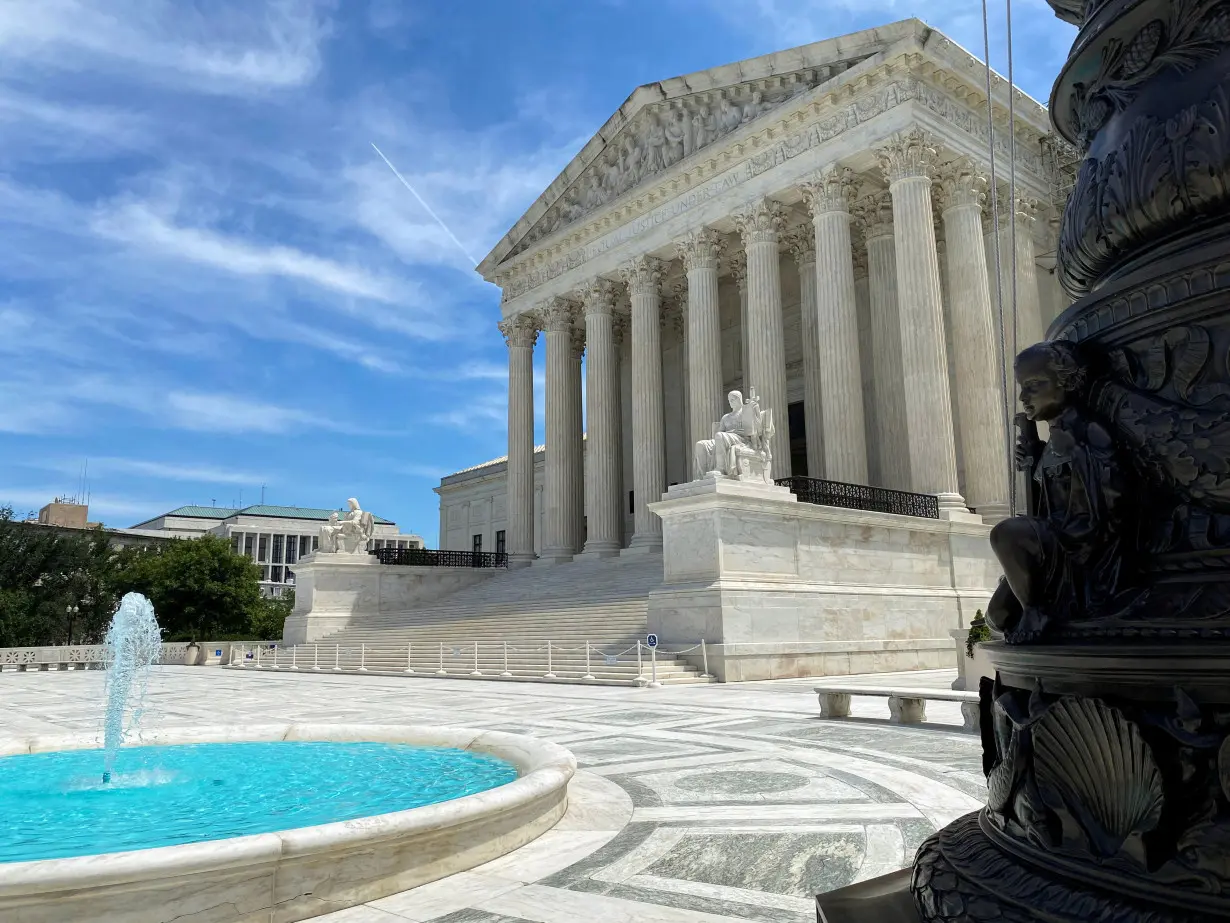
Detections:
[372, 548, 509, 568]
[774, 477, 940, 519]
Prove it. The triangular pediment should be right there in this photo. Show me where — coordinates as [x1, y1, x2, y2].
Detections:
[478, 18, 930, 278]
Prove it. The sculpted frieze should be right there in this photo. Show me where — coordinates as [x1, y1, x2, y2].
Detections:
[499, 75, 1061, 303]
[510, 66, 858, 256]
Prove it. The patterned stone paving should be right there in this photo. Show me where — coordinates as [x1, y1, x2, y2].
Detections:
[0, 667, 984, 922]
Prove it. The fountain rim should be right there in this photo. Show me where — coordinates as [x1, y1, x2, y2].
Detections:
[0, 723, 575, 895]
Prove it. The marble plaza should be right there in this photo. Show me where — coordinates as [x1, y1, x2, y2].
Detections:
[0, 667, 983, 923]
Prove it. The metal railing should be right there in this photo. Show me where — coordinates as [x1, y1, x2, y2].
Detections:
[775, 476, 940, 519]
[230, 638, 714, 687]
[372, 547, 509, 568]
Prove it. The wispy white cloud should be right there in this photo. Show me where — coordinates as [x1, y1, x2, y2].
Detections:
[0, 0, 330, 96]
[66, 457, 270, 486]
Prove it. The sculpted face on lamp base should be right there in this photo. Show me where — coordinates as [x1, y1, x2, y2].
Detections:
[318, 497, 376, 555]
[692, 388, 776, 484]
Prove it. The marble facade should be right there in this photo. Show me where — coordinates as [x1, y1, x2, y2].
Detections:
[445, 18, 1074, 564]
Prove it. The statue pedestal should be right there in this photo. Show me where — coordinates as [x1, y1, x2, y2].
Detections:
[284, 553, 499, 645]
[646, 476, 999, 681]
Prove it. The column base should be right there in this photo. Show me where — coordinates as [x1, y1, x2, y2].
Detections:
[577, 543, 621, 559]
[621, 536, 662, 556]
[973, 501, 1011, 523]
[534, 551, 575, 566]
[508, 553, 536, 569]
[935, 492, 980, 523]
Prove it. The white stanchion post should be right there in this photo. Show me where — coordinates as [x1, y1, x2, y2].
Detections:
[436, 642, 446, 676]
[358, 643, 367, 671]
[290, 645, 298, 671]
[405, 642, 414, 674]
[701, 639, 710, 679]
[583, 641, 595, 681]
[544, 640, 555, 679]
[636, 640, 644, 684]
[255, 645, 264, 669]
[333, 644, 341, 672]
[501, 641, 511, 677]
[649, 644, 660, 688]
[271, 646, 280, 670]
[313, 644, 319, 671]
[470, 641, 482, 676]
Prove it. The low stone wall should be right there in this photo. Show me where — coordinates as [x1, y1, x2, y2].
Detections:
[284, 552, 498, 644]
[647, 477, 1002, 682]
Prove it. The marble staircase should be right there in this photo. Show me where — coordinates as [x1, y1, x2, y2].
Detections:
[269, 554, 712, 685]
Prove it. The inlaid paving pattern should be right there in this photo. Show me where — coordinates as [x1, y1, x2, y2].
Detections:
[0, 667, 986, 923]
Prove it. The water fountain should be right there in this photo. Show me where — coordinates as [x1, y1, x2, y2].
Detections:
[0, 591, 574, 923]
[100, 592, 162, 783]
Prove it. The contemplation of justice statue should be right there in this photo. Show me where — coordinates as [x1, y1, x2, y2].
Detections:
[692, 388, 775, 484]
[318, 498, 375, 554]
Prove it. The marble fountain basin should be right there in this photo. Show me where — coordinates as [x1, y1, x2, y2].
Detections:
[0, 723, 575, 923]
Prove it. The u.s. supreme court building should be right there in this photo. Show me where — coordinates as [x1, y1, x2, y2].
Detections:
[424, 18, 1074, 679]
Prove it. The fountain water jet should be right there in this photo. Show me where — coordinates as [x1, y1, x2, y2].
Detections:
[101, 592, 162, 782]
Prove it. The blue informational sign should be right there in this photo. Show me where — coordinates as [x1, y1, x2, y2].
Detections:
[646, 634, 659, 649]
[215, 650, 222, 657]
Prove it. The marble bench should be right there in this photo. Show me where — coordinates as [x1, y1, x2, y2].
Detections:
[814, 685, 981, 733]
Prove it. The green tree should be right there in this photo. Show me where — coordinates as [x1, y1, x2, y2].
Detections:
[0, 506, 119, 646]
[112, 534, 264, 641]
[249, 589, 293, 640]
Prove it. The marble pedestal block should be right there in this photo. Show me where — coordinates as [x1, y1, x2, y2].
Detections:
[284, 554, 498, 645]
[647, 476, 1001, 681]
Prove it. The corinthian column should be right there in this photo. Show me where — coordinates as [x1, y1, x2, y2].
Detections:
[677, 229, 724, 452]
[734, 198, 791, 476]
[568, 322, 585, 553]
[937, 159, 1010, 519]
[539, 297, 581, 563]
[498, 314, 538, 567]
[728, 249, 749, 386]
[803, 167, 868, 484]
[785, 227, 824, 478]
[578, 280, 621, 556]
[621, 256, 666, 553]
[877, 129, 965, 513]
[854, 192, 911, 491]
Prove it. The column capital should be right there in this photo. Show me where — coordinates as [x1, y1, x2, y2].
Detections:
[783, 225, 816, 265]
[935, 156, 988, 213]
[620, 255, 664, 296]
[498, 314, 538, 349]
[676, 228, 722, 272]
[540, 296, 578, 332]
[876, 127, 940, 184]
[569, 322, 586, 360]
[851, 191, 894, 241]
[851, 244, 869, 279]
[800, 165, 858, 216]
[577, 278, 618, 316]
[724, 246, 748, 290]
[733, 197, 787, 246]
[612, 311, 630, 347]
[983, 190, 1041, 234]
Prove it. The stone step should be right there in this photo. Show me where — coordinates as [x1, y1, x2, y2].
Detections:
[228, 663, 711, 686]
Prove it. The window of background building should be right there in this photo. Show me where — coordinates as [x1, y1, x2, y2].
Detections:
[232, 534, 242, 554]
[271, 566, 283, 583]
[244, 535, 255, 557]
[258, 535, 269, 562]
[300, 536, 312, 557]
[285, 536, 297, 564]
[472, 534, 482, 553]
[312, 536, 319, 551]
[272, 534, 284, 564]
[496, 530, 506, 554]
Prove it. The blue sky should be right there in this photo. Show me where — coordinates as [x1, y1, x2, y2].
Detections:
[0, 0, 1076, 543]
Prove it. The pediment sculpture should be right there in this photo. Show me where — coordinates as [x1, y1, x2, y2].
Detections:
[511, 64, 873, 255]
[319, 498, 375, 554]
[693, 388, 776, 484]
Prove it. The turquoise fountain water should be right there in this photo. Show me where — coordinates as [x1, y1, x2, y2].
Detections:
[0, 593, 520, 864]
[101, 592, 163, 782]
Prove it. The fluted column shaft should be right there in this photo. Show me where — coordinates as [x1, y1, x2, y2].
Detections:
[878, 130, 965, 510]
[567, 324, 585, 553]
[804, 169, 868, 484]
[539, 298, 581, 562]
[858, 194, 911, 491]
[787, 229, 824, 478]
[499, 315, 538, 567]
[622, 256, 666, 552]
[735, 199, 791, 476]
[939, 161, 1010, 518]
[579, 281, 621, 556]
[678, 230, 724, 451]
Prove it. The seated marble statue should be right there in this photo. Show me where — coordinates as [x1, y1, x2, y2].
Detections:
[692, 388, 775, 483]
[318, 497, 376, 554]
[985, 341, 1130, 641]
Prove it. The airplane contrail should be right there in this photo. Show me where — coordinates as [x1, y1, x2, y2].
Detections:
[370, 142, 477, 267]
